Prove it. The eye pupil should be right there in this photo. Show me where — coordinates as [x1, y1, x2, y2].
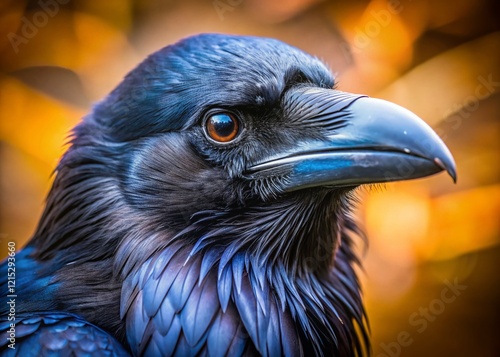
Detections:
[210, 114, 234, 136]
[206, 113, 239, 143]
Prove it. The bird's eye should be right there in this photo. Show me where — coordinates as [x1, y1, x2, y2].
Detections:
[205, 113, 240, 143]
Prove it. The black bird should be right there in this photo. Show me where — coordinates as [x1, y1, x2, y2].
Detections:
[0, 34, 456, 356]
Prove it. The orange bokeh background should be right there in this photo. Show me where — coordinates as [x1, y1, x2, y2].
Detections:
[0, 0, 499, 355]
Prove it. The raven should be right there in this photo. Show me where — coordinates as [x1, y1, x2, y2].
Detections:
[0, 34, 455, 356]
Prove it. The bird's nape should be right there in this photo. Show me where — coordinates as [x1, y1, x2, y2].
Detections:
[0, 33, 455, 356]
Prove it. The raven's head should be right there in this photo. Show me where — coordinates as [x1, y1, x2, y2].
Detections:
[29, 34, 455, 355]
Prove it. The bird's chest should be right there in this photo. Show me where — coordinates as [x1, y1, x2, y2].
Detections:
[120, 248, 305, 356]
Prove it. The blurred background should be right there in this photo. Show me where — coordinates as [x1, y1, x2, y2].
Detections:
[0, 0, 499, 355]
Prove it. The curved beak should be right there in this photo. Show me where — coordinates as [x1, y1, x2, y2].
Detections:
[247, 88, 456, 191]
